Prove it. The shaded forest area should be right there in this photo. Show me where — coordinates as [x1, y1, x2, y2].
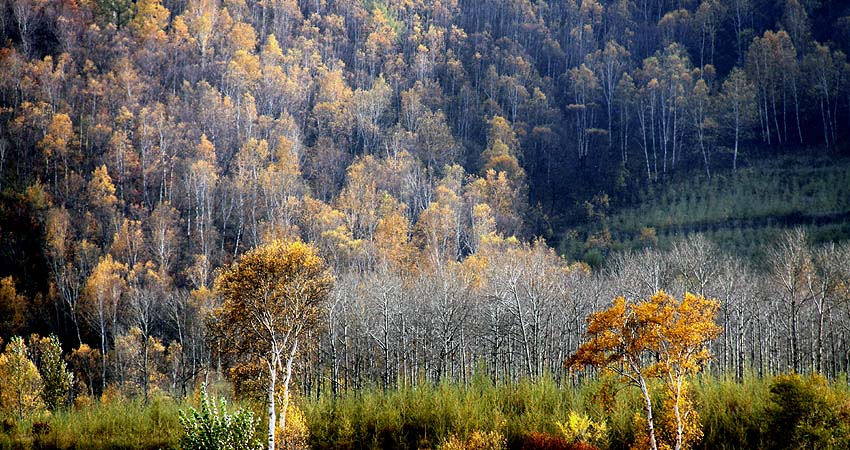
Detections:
[2, 0, 850, 410]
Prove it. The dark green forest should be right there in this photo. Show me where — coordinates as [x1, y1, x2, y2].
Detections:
[2, 0, 850, 449]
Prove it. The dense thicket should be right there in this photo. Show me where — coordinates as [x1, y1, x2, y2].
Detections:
[1, 0, 850, 399]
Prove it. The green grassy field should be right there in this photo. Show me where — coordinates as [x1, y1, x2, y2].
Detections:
[561, 155, 850, 264]
[0, 382, 238, 450]
[0, 396, 184, 450]
[304, 373, 850, 450]
[5, 372, 845, 450]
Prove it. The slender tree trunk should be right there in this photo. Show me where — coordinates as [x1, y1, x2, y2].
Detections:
[512, 289, 534, 378]
[384, 295, 390, 389]
[698, 126, 710, 179]
[820, 98, 829, 148]
[280, 338, 299, 438]
[142, 337, 149, 402]
[639, 375, 659, 450]
[100, 316, 107, 394]
[761, 89, 770, 144]
[791, 297, 798, 372]
[674, 375, 684, 450]
[71, 305, 83, 348]
[733, 108, 740, 171]
[792, 79, 802, 144]
[737, 308, 746, 381]
[267, 359, 277, 450]
[815, 292, 825, 373]
[771, 92, 781, 145]
[639, 103, 651, 180]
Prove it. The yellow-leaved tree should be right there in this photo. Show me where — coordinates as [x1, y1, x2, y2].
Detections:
[566, 291, 721, 450]
[214, 240, 333, 450]
[0, 336, 45, 419]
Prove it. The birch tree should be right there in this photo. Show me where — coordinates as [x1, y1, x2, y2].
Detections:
[214, 240, 332, 450]
[567, 291, 721, 450]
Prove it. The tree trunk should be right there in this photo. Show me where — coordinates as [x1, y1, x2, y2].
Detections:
[280, 338, 299, 439]
[639, 375, 659, 450]
[699, 130, 710, 179]
[142, 336, 149, 402]
[674, 376, 684, 450]
[100, 320, 107, 395]
[733, 110, 740, 171]
[268, 359, 277, 450]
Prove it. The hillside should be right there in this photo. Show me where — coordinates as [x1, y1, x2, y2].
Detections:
[560, 154, 850, 265]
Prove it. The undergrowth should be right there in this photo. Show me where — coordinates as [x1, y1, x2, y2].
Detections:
[1, 372, 848, 450]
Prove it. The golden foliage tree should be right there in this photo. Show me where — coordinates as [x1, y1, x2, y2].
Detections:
[567, 291, 722, 450]
[0, 336, 45, 419]
[214, 240, 333, 450]
[129, 0, 170, 42]
[83, 254, 128, 394]
[37, 112, 76, 200]
[0, 277, 27, 339]
[86, 165, 119, 244]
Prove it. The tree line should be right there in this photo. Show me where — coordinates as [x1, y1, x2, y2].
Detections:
[305, 230, 850, 393]
[3, 227, 850, 406]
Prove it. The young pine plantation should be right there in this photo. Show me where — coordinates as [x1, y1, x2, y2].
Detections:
[2, 0, 850, 449]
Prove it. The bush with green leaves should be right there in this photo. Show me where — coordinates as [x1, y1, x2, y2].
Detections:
[178, 388, 262, 450]
[35, 334, 73, 411]
[764, 374, 850, 450]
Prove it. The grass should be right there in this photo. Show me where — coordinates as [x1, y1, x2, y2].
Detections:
[0, 395, 185, 450]
[561, 155, 850, 264]
[303, 371, 850, 450]
[43, 396, 182, 449]
[690, 373, 771, 450]
[302, 374, 611, 450]
[2, 372, 849, 449]
[0, 380, 246, 450]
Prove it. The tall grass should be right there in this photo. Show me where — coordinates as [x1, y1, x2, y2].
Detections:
[0, 395, 185, 450]
[303, 372, 850, 450]
[690, 372, 770, 450]
[0, 380, 245, 450]
[302, 374, 643, 450]
[2, 372, 849, 450]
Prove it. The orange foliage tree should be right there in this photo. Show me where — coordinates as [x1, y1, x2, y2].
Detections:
[566, 291, 721, 450]
[213, 240, 333, 450]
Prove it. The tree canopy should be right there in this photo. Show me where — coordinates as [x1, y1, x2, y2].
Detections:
[568, 291, 722, 450]
[214, 240, 332, 450]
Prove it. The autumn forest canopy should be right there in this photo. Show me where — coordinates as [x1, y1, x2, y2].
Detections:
[2, 0, 850, 448]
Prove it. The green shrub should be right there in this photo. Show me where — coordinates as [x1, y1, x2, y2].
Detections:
[764, 374, 850, 450]
[34, 335, 73, 411]
[178, 388, 262, 450]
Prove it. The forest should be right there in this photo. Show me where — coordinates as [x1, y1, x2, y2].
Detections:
[1, 0, 850, 449]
